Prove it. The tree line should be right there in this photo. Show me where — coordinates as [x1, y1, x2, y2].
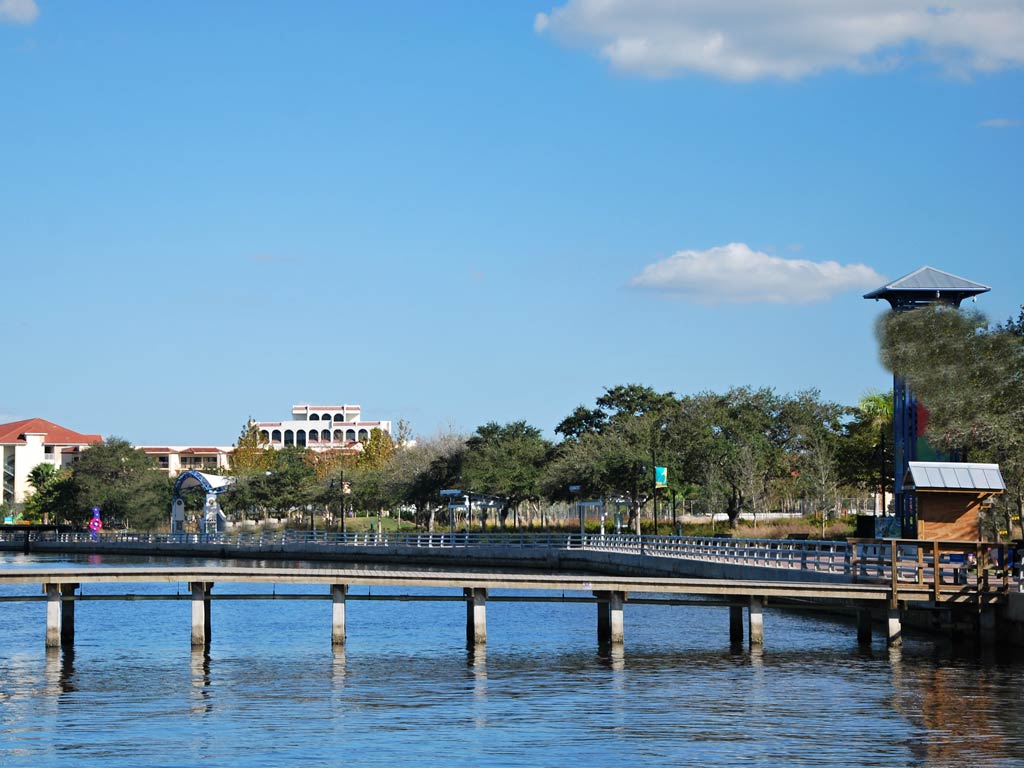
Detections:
[23, 300, 1022, 535]
[16, 385, 892, 532]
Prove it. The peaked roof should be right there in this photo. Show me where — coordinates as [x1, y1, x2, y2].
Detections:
[864, 266, 990, 304]
[905, 461, 1005, 492]
[0, 418, 103, 446]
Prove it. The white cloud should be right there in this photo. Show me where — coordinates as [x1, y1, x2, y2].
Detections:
[630, 243, 885, 304]
[535, 1, 1024, 80]
[979, 117, 1022, 127]
[0, 0, 38, 24]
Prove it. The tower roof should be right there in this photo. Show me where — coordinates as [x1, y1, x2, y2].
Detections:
[863, 266, 990, 308]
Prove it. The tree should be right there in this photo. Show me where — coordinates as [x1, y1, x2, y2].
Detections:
[877, 304, 1024, 537]
[839, 390, 894, 512]
[219, 420, 276, 522]
[462, 421, 551, 527]
[231, 420, 273, 476]
[70, 438, 173, 529]
[22, 463, 75, 524]
[395, 432, 466, 531]
[258, 447, 318, 518]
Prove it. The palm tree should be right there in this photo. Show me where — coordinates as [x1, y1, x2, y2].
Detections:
[857, 390, 894, 515]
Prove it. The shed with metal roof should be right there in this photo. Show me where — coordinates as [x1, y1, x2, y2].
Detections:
[904, 462, 1005, 541]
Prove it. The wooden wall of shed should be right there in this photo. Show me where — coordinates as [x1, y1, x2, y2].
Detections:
[917, 492, 982, 541]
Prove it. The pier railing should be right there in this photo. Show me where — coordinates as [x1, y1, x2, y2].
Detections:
[0, 530, 1012, 600]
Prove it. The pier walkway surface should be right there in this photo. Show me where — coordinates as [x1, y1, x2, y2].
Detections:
[0, 530, 1018, 651]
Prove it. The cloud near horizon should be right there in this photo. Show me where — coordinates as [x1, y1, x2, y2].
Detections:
[630, 243, 885, 304]
[0, 0, 38, 24]
[535, 0, 1024, 80]
[979, 117, 1022, 127]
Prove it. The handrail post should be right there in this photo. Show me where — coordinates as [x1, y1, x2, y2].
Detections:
[978, 542, 987, 595]
[889, 540, 899, 606]
[931, 541, 940, 602]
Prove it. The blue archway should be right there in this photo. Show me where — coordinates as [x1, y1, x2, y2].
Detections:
[171, 471, 236, 534]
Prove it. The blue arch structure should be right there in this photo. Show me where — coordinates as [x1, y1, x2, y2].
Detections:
[172, 471, 236, 534]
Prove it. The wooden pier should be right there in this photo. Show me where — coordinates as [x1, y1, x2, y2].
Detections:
[0, 563, 920, 651]
[0, 532, 1015, 651]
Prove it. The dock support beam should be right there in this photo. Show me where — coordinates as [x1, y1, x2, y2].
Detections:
[331, 584, 348, 647]
[45, 584, 61, 648]
[729, 605, 744, 645]
[608, 591, 624, 644]
[465, 587, 487, 646]
[857, 608, 873, 646]
[596, 591, 610, 643]
[60, 584, 77, 646]
[595, 590, 625, 645]
[190, 582, 213, 647]
[887, 608, 902, 647]
[748, 597, 764, 647]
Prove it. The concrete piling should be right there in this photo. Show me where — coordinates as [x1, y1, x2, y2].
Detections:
[729, 605, 744, 645]
[45, 584, 61, 648]
[465, 587, 487, 646]
[749, 597, 764, 647]
[60, 583, 77, 646]
[858, 608, 873, 646]
[331, 584, 348, 647]
[887, 608, 902, 647]
[190, 582, 213, 647]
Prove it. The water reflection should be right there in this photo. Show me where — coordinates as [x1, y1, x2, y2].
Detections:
[190, 649, 213, 716]
[331, 649, 347, 687]
[43, 648, 77, 695]
[597, 642, 625, 672]
[888, 648, 1022, 767]
[467, 647, 488, 728]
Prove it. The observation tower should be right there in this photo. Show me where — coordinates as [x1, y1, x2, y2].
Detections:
[864, 266, 990, 538]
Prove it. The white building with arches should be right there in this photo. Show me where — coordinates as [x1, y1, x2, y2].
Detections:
[254, 403, 391, 452]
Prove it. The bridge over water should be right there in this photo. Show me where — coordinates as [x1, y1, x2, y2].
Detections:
[0, 531, 1016, 652]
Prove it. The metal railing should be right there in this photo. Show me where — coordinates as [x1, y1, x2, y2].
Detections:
[0, 530, 1013, 600]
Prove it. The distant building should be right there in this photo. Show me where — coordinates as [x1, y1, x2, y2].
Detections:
[254, 403, 391, 452]
[0, 418, 102, 507]
[139, 446, 234, 477]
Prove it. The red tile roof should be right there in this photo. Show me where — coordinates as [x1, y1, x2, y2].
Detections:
[0, 418, 102, 446]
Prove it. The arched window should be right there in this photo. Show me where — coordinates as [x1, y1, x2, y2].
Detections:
[321, 429, 331, 441]
[358, 429, 369, 442]
[310, 414, 320, 421]
[272, 429, 282, 444]
[261, 430, 271, 443]
[284, 430, 294, 446]
[345, 429, 356, 442]
[333, 429, 343, 441]
[308, 430, 319, 443]
[334, 413, 344, 422]
[297, 430, 307, 446]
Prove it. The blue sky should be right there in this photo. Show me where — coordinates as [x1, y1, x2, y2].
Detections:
[2, 1, 1022, 445]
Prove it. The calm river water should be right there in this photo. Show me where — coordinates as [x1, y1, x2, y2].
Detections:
[2, 553, 1024, 767]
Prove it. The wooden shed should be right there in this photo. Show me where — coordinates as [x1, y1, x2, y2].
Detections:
[905, 461, 1005, 541]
